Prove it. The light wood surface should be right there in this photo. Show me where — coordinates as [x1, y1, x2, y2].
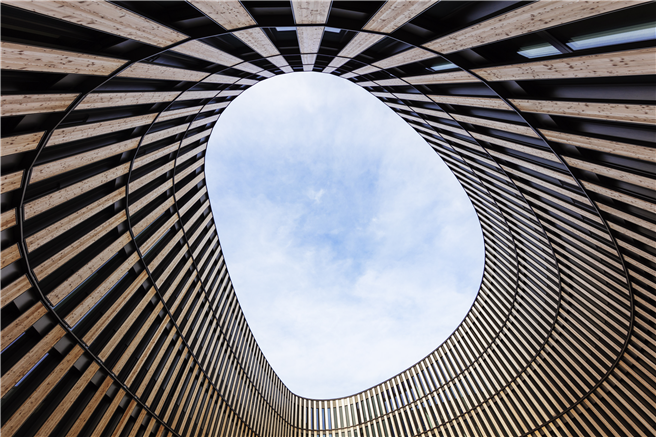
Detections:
[373, 47, 436, 70]
[511, 99, 656, 126]
[31, 138, 139, 184]
[76, 91, 180, 110]
[118, 62, 209, 82]
[472, 132, 559, 162]
[203, 74, 241, 84]
[233, 28, 281, 58]
[364, 0, 438, 33]
[47, 114, 157, 146]
[564, 156, 656, 190]
[1, 131, 44, 156]
[1, 171, 23, 194]
[26, 187, 125, 252]
[475, 48, 656, 81]
[1, 302, 47, 353]
[403, 71, 475, 85]
[24, 163, 129, 219]
[5, 1, 186, 47]
[429, 95, 510, 110]
[541, 130, 656, 163]
[1, 274, 31, 308]
[297, 27, 324, 53]
[453, 114, 538, 138]
[1, 42, 126, 75]
[423, 1, 647, 54]
[292, 0, 331, 24]
[338, 33, 384, 59]
[1, 94, 77, 116]
[173, 40, 242, 67]
[189, 0, 256, 30]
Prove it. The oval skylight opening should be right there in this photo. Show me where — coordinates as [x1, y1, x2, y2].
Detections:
[205, 72, 484, 399]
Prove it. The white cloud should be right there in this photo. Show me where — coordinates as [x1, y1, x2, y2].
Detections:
[205, 72, 484, 399]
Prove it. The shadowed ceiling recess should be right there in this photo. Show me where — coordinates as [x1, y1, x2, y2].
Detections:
[0, 1, 654, 437]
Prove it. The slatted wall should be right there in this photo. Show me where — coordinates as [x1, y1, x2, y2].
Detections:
[1, 1, 654, 437]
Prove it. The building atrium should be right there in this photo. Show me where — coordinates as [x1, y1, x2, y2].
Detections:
[0, 1, 654, 436]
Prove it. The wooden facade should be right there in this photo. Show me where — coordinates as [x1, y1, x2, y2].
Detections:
[1, 1, 654, 437]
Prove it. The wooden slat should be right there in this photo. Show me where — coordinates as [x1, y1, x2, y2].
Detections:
[0, 208, 17, 233]
[453, 114, 539, 138]
[0, 131, 44, 157]
[472, 132, 559, 163]
[1, 274, 31, 308]
[63, 376, 114, 437]
[233, 28, 281, 57]
[117, 62, 209, 82]
[179, 90, 220, 101]
[5, 1, 187, 47]
[189, 0, 256, 30]
[24, 163, 130, 219]
[511, 100, 656, 126]
[541, 130, 656, 163]
[1, 303, 47, 350]
[429, 95, 511, 110]
[564, 156, 656, 190]
[46, 232, 131, 306]
[474, 48, 656, 82]
[158, 106, 203, 122]
[33, 211, 127, 280]
[373, 47, 436, 70]
[76, 91, 180, 110]
[172, 40, 242, 67]
[1, 42, 126, 75]
[423, 1, 647, 54]
[338, 33, 385, 59]
[31, 138, 139, 184]
[1, 94, 77, 116]
[292, 0, 331, 24]
[402, 71, 476, 85]
[363, 0, 438, 33]
[26, 188, 125, 252]
[1, 170, 23, 193]
[46, 113, 156, 147]
[1, 243, 21, 269]
[1, 325, 66, 397]
[268, 55, 293, 73]
[142, 124, 190, 146]
[297, 27, 324, 54]
[203, 74, 241, 84]
[1, 345, 84, 437]
[35, 361, 99, 437]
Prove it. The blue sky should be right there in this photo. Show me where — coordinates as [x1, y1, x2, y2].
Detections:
[205, 72, 484, 399]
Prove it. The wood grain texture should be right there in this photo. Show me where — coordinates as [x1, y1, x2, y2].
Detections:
[453, 114, 538, 138]
[1, 131, 44, 157]
[541, 130, 656, 163]
[297, 27, 324, 53]
[31, 138, 139, 184]
[46, 232, 131, 306]
[403, 71, 476, 85]
[1, 325, 66, 397]
[423, 1, 647, 54]
[233, 28, 280, 58]
[472, 132, 559, 162]
[511, 99, 656, 125]
[1, 274, 31, 308]
[26, 187, 125, 252]
[475, 48, 656, 81]
[429, 95, 511, 110]
[76, 91, 180, 110]
[582, 181, 656, 214]
[46, 113, 157, 147]
[24, 163, 129, 219]
[364, 0, 438, 33]
[203, 74, 241, 84]
[1, 302, 47, 350]
[1, 345, 84, 437]
[172, 40, 242, 67]
[292, 0, 331, 24]
[189, 0, 256, 30]
[1, 94, 77, 116]
[564, 156, 656, 190]
[5, 0, 187, 47]
[373, 47, 436, 70]
[118, 62, 209, 82]
[1, 42, 126, 75]
[33, 211, 127, 281]
[1, 171, 23, 194]
[338, 33, 385, 59]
